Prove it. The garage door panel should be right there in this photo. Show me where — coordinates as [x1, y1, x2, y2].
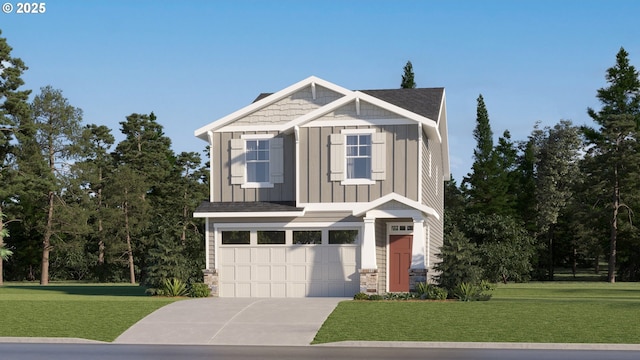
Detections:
[271, 248, 286, 262]
[235, 248, 251, 263]
[256, 265, 271, 281]
[236, 265, 251, 281]
[218, 245, 359, 297]
[272, 265, 286, 281]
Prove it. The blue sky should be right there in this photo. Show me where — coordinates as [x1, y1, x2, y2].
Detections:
[2, 0, 640, 182]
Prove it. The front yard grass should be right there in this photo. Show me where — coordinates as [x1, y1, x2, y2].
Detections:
[0, 283, 179, 342]
[313, 282, 640, 344]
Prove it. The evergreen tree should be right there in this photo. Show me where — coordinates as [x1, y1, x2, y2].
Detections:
[463, 95, 512, 215]
[0, 29, 31, 284]
[400, 60, 416, 89]
[583, 47, 640, 283]
[30, 86, 83, 284]
[534, 120, 582, 279]
[73, 124, 115, 279]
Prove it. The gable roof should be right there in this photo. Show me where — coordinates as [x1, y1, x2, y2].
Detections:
[251, 88, 444, 122]
[359, 88, 444, 122]
[194, 76, 352, 140]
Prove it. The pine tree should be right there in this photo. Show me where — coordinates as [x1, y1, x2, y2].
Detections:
[583, 47, 640, 283]
[0, 30, 31, 284]
[30, 86, 83, 284]
[400, 60, 416, 89]
[463, 95, 512, 215]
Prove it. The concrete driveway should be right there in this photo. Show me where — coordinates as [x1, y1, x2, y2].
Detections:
[113, 297, 347, 346]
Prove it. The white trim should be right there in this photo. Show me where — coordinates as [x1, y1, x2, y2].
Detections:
[207, 131, 215, 202]
[194, 211, 305, 218]
[205, 219, 210, 270]
[301, 118, 416, 128]
[340, 128, 376, 135]
[341, 179, 376, 186]
[241, 182, 274, 189]
[351, 193, 440, 220]
[241, 134, 275, 140]
[217, 124, 284, 133]
[295, 126, 300, 205]
[361, 217, 377, 269]
[194, 76, 353, 140]
[214, 222, 219, 271]
[366, 209, 423, 219]
[417, 123, 423, 204]
[212, 221, 363, 229]
[355, 97, 360, 116]
[311, 82, 316, 100]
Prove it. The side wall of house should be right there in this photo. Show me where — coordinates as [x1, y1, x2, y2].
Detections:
[210, 131, 295, 202]
[422, 134, 444, 281]
[299, 121, 419, 203]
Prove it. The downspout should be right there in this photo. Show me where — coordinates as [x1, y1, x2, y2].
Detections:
[207, 131, 215, 202]
[417, 123, 423, 204]
[294, 126, 300, 205]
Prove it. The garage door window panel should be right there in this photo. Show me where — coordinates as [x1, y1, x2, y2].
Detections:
[328, 230, 359, 244]
[258, 231, 285, 245]
[222, 231, 250, 245]
[293, 230, 322, 245]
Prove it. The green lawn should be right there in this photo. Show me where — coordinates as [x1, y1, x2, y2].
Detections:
[0, 283, 179, 342]
[313, 282, 640, 344]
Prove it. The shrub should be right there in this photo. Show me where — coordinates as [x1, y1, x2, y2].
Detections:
[367, 294, 384, 301]
[353, 292, 369, 300]
[452, 282, 492, 302]
[189, 283, 211, 298]
[384, 292, 416, 300]
[161, 278, 189, 297]
[414, 282, 448, 300]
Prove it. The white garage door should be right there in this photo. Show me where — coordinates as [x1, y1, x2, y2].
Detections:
[218, 245, 360, 297]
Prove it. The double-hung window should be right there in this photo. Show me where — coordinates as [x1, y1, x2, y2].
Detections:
[330, 129, 385, 184]
[346, 134, 371, 179]
[229, 135, 284, 188]
[245, 139, 270, 183]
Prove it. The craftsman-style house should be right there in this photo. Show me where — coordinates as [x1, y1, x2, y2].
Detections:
[194, 76, 449, 297]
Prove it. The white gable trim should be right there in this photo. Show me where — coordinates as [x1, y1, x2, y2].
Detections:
[437, 90, 451, 181]
[351, 193, 440, 220]
[299, 193, 440, 220]
[194, 76, 353, 140]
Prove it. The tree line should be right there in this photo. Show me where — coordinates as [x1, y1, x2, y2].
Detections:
[439, 48, 640, 285]
[0, 30, 208, 287]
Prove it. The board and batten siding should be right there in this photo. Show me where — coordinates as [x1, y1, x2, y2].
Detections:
[299, 124, 419, 203]
[421, 135, 444, 280]
[210, 131, 295, 202]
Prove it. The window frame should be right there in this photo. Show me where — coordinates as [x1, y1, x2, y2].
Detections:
[340, 129, 376, 185]
[241, 134, 275, 188]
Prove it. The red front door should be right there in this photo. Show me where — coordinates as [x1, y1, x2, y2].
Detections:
[389, 234, 412, 292]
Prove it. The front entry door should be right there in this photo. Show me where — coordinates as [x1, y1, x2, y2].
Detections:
[389, 234, 412, 292]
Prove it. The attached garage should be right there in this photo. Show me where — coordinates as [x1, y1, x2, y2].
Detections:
[200, 217, 364, 298]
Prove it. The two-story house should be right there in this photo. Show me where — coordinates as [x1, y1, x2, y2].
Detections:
[194, 76, 449, 297]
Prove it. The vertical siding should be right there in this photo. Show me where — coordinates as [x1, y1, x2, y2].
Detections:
[212, 131, 295, 202]
[299, 124, 419, 203]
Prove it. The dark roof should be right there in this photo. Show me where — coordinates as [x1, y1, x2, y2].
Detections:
[194, 201, 303, 213]
[252, 88, 444, 121]
[360, 88, 444, 121]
